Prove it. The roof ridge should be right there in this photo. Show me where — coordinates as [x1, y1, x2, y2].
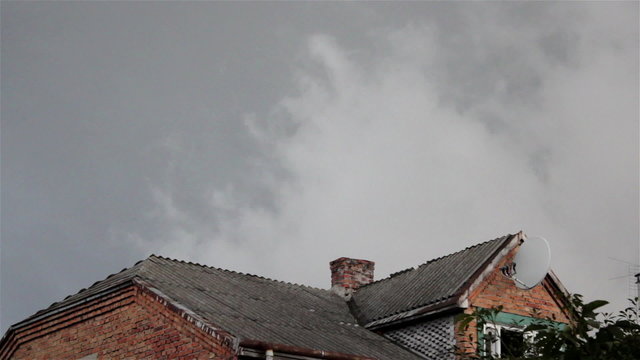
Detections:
[413, 234, 512, 269]
[148, 254, 330, 292]
[357, 234, 513, 290]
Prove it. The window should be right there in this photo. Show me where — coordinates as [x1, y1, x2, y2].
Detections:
[483, 324, 534, 358]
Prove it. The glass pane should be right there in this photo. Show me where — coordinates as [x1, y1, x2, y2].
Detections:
[500, 329, 525, 357]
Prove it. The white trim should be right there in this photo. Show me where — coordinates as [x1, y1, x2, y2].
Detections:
[457, 232, 524, 308]
[482, 322, 536, 358]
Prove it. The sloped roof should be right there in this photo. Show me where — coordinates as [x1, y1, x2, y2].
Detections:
[10, 260, 145, 329]
[4, 234, 526, 358]
[351, 234, 515, 327]
[10, 255, 419, 359]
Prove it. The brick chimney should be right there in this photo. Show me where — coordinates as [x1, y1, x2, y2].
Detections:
[330, 257, 374, 300]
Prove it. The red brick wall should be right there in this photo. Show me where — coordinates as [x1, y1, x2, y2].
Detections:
[470, 250, 570, 323]
[2, 284, 237, 360]
[330, 257, 375, 292]
[454, 249, 571, 357]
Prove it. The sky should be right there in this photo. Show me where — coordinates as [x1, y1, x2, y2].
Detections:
[1, 2, 638, 333]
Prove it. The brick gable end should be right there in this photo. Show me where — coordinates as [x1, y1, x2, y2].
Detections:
[470, 249, 570, 323]
[1, 284, 236, 360]
[454, 248, 571, 356]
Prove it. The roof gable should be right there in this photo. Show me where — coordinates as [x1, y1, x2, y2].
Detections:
[7, 260, 145, 331]
[350, 234, 515, 328]
[466, 246, 572, 323]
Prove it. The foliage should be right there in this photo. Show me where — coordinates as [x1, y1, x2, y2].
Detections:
[455, 295, 640, 360]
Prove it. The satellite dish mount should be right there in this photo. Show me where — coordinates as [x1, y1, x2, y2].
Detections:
[501, 236, 551, 290]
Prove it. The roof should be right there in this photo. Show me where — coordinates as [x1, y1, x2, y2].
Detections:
[10, 255, 419, 360]
[3, 233, 532, 359]
[351, 234, 515, 327]
[9, 261, 145, 329]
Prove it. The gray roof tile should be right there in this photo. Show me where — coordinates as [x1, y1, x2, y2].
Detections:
[9, 234, 515, 359]
[351, 234, 514, 326]
[14, 255, 419, 359]
[137, 256, 418, 359]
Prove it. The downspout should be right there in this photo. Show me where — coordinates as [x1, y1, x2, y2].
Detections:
[265, 349, 274, 360]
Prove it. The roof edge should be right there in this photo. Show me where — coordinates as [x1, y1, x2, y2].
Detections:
[0, 276, 240, 358]
[454, 232, 523, 308]
[239, 339, 375, 360]
[5, 279, 135, 333]
[133, 278, 239, 350]
[365, 299, 460, 330]
[2, 256, 149, 340]
[357, 234, 515, 291]
[546, 269, 571, 300]
[0, 279, 136, 359]
[542, 269, 574, 321]
[149, 254, 330, 292]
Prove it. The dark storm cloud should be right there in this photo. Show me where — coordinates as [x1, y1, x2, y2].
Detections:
[1, 1, 638, 334]
[1, 0, 391, 330]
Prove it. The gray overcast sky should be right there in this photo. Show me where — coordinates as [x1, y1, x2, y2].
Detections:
[1, 2, 638, 333]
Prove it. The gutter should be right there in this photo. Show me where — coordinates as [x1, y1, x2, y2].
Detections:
[239, 339, 375, 360]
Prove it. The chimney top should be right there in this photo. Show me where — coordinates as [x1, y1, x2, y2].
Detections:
[330, 257, 374, 300]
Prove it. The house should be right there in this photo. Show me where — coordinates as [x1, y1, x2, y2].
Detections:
[0, 232, 572, 359]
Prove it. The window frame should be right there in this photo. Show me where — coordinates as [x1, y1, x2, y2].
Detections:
[482, 323, 535, 358]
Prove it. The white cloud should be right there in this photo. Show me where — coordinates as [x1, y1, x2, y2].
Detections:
[143, 4, 637, 311]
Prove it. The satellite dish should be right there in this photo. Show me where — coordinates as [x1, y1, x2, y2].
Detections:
[501, 236, 551, 290]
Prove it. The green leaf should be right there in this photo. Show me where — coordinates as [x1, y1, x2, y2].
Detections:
[583, 300, 609, 313]
[586, 319, 601, 329]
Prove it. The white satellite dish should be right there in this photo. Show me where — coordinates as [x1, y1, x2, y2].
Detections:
[501, 236, 551, 290]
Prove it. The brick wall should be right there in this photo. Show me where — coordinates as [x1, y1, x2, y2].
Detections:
[1, 283, 236, 360]
[470, 250, 570, 323]
[454, 248, 571, 357]
[330, 257, 374, 299]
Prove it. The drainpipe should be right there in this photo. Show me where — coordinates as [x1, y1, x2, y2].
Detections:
[265, 349, 274, 360]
